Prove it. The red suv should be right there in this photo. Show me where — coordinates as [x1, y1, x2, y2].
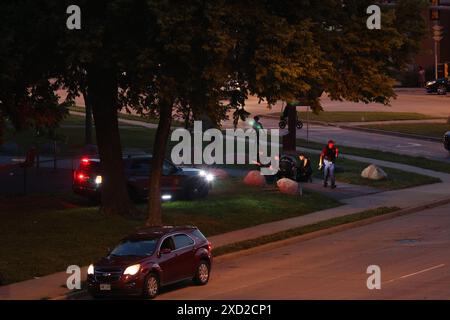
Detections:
[87, 226, 212, 299]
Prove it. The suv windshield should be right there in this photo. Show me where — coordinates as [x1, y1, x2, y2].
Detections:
[110, 239, 157, 257]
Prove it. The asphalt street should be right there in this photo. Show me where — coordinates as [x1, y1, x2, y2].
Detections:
[264, 118, 450, 163]
[154, 203, 450, 300]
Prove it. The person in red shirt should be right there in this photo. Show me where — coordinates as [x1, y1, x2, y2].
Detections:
[319, 140, 339, 188]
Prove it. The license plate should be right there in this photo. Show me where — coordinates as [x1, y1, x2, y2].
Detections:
[100, 284, 111, 291]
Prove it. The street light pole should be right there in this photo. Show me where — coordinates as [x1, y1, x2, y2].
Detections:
[432, 24, 444, 80]
[435, 40, 439, 79]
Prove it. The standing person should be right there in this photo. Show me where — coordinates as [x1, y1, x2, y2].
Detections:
[297, 153, 313, 182]
[252, 116, 263, 164]
[252, 116, 263, 132]
[418, 66, 426, 88]
[319, 140, 339, 189]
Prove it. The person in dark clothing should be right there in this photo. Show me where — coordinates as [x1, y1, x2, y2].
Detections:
[276, 155, 296, 181]
[252, 116, 263, 164]
[252, 116, 263, 131]
[296, 153, 313, 182]
[319, 140, 339, 188]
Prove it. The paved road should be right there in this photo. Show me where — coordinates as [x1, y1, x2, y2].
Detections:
[60, 89, 450, 162]
[231, 116, 450, 163]
[221, 90, 450, 163]
[155, 203, 450, 300]
[240, 89, 450, 118]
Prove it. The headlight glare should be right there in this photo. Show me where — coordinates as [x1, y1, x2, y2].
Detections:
[87, 264, 94, 275]
[123, 264, 141, 275]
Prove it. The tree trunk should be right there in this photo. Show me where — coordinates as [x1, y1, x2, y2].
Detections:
[0, 113, 4, 146]
[87, 64, 134, 216]
[146, 101, 173, 226]
[282, 103, 297, 153]
[82, 89, 93, 145]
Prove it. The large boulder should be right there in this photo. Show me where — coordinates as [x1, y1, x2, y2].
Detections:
[277, 178, 301, 195]
[243, 170, 266, 186]
[361, 164, 388, 181]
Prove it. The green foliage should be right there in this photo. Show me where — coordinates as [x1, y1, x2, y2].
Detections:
[0, 0, 427, 131]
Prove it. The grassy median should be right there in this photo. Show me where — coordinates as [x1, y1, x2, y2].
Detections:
[0, 179, 340, 284]
[361, 123, 450, 138]
[270, 111, 438, 123]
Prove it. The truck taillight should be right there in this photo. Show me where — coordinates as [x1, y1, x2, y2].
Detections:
[75, 171, 89, 181]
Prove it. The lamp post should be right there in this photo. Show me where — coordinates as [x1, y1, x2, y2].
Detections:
[432, 25, 444, 79]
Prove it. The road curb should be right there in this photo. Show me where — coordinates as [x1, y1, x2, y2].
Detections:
[213, 197, 450, 264]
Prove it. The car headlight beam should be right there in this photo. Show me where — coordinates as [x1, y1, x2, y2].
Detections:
[95, 175, 102, 184]
[123, 264, 141, 276]
[87, 264, 94, 275]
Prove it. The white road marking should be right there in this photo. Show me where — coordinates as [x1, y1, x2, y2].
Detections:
[383, 264, 445, 285]
[395, 143, 422, 148]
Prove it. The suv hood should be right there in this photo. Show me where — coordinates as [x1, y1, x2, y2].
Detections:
[95, 255, 149, 268]
[177, 167, 204, 176]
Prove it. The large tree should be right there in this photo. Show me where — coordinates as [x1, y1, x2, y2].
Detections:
[143, 0, 426, 225]
[0, 2, 68, 145]
[1, 0, 425, 223]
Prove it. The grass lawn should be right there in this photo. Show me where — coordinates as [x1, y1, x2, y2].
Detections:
[269, 111, 438, 123]
[69, 106, 184, 127]
[2, 122, 158, 156]
[297, 138, 450, 174]
[304, 154, 440, 190]
[0, 179, 340, 284]
[361, 123, 450, 138]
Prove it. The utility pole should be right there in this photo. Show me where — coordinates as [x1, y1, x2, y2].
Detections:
[430, 0, 444, 79]
[433, 25, 444, 79]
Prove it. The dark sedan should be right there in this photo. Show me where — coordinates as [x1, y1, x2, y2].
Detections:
[425, 78, 449, 95]
[87, 226, 212, 299]
[73, 155, 214, 201]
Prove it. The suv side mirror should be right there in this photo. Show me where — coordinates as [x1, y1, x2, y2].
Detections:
[160, 248, 172, 255]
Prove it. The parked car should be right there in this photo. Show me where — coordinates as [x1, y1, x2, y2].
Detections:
[425, 78, 449, 95]
[87, 226, 212, 299]
[444, 131, 450, 153]
[73, 155, 214, 201]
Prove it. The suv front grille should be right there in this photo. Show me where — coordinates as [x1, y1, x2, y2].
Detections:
[94, 267, 123, 282]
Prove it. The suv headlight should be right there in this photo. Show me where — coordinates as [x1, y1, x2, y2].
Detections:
[95, 175, 102, 184]
[87, 264, 94, 275]
[123, 264, 141, 275]
[199, 170, 214, 182]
